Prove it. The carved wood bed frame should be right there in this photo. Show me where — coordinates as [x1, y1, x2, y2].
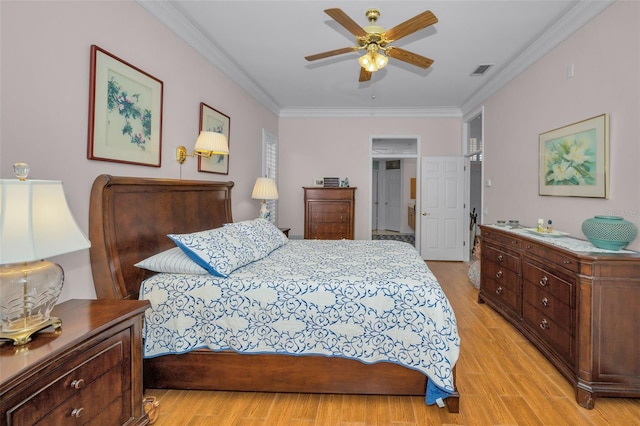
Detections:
[88, 175, 459, 413]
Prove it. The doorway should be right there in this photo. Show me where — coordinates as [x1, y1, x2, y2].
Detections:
[464, 109, 483, 259]
[370, 137, 418, 246]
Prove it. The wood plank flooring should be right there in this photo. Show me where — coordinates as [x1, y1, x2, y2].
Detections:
[145, 261, 640, 425]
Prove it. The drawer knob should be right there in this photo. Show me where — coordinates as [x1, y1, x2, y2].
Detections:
[541, 297, 549, 307]
[539, 276, 548, 286]
[496, 254, 503, 262]
[70, 379, 85, 390]
[539, 319, 549, 330]
[71, 407, 84, 418]
[495, 270, 503, 279]
[563, 260, 571, 264]
[496, 286, 503, 295]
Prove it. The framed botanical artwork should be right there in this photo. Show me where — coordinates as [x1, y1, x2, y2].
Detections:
[87, 45, 163, 167]
[198, 102, 230, 174]
[539, 113, 609, 198]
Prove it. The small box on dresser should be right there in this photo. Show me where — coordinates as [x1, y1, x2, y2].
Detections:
[478, 225, 640, 409]
[0, 299, 150, 425]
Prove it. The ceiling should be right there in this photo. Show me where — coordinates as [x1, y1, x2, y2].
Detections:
[138, 1, 613, 117]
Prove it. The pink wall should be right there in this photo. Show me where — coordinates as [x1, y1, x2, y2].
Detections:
[0, 1, 278, 301]
[2, 0, 637, 305]
[278, 117, 462, 239]
[482, 0, 640, 250]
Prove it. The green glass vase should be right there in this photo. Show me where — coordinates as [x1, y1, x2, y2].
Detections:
[581, 215, 638, 250]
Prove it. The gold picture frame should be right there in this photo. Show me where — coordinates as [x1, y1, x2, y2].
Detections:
[87, 45, 163, 167]
[539, 113, 609, 198]
[198, 102, 230, 175]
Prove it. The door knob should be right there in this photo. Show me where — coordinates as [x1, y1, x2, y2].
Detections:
[422, 212, 429, 216]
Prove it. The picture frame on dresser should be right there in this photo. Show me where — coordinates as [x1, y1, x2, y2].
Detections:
[538, 113, 609, 198]
[87, 45, 163, 167]
[198, 102, 230, 175]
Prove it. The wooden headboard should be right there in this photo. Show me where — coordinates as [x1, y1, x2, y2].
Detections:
[89, 175, 234, 300]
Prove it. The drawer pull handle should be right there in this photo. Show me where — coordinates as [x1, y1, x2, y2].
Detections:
[71, 407, 84, 418]
[539, 276, 548, 286]
[541, 297, 549, 307]
[70, 379, 85, 390]
[525, 245, 532, 249]
[496, 254, 504, 262]
[496, 286, 503, 295]
[495, 270, 503, 279]
[539, 319, 549, 330]
[511, 240, 517, 245]
[563, 260, 571, 264]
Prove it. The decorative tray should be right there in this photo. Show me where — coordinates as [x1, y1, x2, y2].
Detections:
[524, 228, 570, 238]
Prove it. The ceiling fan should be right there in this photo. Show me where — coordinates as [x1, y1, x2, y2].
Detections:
[305, 8, 438, 82]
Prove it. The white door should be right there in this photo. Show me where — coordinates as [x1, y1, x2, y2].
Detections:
[420, 156, 465, 260]
[385, 168, 401, 231]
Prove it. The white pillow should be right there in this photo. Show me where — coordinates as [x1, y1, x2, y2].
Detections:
[224, 218, 288, 257]
[168, 225, 263, 278]
[134, 247, 209, 275]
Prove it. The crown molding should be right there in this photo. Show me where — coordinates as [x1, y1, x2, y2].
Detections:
[136, 0, 282, 116]
[138, 0, 614, 119]
[278, 107, 462, 119]
[460, 0, 615, 115]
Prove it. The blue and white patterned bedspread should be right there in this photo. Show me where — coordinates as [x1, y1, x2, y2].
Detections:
[140, 240, 460, 401]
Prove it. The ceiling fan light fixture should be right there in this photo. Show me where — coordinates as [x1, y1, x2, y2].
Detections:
[375, 52, 388, 69]
[359, 52, 377, 72]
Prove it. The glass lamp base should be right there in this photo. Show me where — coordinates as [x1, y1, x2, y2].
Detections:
[0, 260, 64, 345]
[0, 316, 61, 345]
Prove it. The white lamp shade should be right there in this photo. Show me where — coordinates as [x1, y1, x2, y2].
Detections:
[0, 180, 91, 264]
[251, 178, 279, 200]
[194, 131, 229, 155]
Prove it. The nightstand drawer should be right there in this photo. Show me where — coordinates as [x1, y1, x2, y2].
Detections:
[6, 330, 130, 425]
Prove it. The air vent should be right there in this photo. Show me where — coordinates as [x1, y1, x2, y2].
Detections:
[471, 64, 493, 76]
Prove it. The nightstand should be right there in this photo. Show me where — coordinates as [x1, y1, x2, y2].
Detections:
[0, 299, 150, 425]
[279, 227, 291, 237]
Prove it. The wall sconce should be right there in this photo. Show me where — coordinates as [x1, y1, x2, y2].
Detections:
[251, 177, 279, 220]
[0, 163, 91, 345]
[176, 131, 229, 164]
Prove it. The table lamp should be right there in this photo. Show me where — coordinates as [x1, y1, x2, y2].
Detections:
[0, 163, 91, 345]
[251, 177, 279, 220]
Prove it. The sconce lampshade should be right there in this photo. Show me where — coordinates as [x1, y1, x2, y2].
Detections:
[0, 171, 91, 345]
[194, 131, 229, 155]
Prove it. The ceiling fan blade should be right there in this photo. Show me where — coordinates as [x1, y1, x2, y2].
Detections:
[359, 67, 372, 82]
[387, 47, 434, 69]
[325, 8, 368, 37]
[384, 10, 438, 42]
[305, 47, 356, 62]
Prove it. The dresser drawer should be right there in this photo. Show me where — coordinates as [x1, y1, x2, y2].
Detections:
[523, 280, 572, 334]
[522, 262, 572, 305]
[309, 223, 349, 239]
[481, 228, 522, 249]
[6, 330, 130, 425]
[523, 302, 572, 360]
[310, 210, 350, 224]
[521, 242, 578, 273]
[484, 244, 520, 273]
[481, 271, 520, 315]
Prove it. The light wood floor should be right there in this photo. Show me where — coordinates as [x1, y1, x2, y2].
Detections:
[145, 261, 640, 425]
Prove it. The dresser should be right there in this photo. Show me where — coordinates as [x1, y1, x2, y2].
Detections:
[0, 299, 150, 425]
[304, 187, 356, 239]
[479, 225, 640, 409]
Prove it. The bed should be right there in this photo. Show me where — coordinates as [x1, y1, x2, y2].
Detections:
[88, 174, 460, 413]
